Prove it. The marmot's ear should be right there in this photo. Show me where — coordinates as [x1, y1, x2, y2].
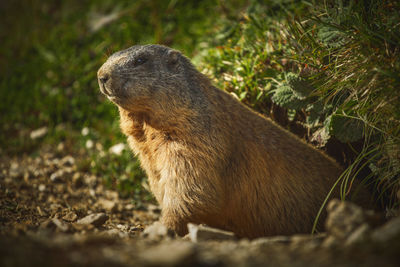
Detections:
[167, 50, 180, 68]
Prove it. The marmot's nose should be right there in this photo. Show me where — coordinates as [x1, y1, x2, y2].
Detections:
[99, 75, 109, 84]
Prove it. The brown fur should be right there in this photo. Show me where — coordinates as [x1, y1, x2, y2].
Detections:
[97, 44, 368, 238]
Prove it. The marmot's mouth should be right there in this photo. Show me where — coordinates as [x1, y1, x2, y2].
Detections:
[99, 83, 112, 96]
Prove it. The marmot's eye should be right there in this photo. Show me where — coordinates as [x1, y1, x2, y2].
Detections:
[135, 57, 147, 66]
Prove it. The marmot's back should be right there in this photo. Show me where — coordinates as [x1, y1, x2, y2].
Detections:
[98, 44, 370, 238]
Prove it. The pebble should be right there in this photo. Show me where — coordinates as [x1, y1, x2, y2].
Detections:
[290, 234, 324, 250]
[9, 162, 23, 178]
[50, 170, 65, 183]
[72, 173, 83, 188]
[52, 218, 69, 232]
[76, 213, 109, 227]
[142, 221, 175, 240]
[188, 223, 236, 242]
[38, 184, 46, 192]
[98, 198, 118, 213]
[57, 142, 65, 152]
[344, 223, 371, 246]
[40, 219, 57, 231]
[104, 229, 128, 238]
[125, 204, 135, 211]
[371, 215, 400, 243]
[321, 235, 340, 249]
[60, 156, 75, 167]
[63, 211, 78, 222]
[50, 203, 63, 213]
[325, 199, 365, 240]
[251, 235, 292, 247]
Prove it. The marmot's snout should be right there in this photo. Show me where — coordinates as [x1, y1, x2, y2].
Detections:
[97, 63, 115, 97]
[98, 72, 110, 96]
[97, 57, 129, 103]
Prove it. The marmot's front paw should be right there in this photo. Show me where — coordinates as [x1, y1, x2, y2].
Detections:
[161, 213, 189, 237]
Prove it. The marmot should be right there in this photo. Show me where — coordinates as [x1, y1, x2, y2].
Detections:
[98, 44, 368, 238]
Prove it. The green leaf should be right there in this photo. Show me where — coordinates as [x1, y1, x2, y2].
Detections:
[271, 85, 308, 110]
[327, 114, 364, 143]
[286, 72, 314, 99]
[305, 101, 325, 128]
[317, 25, 348, 48]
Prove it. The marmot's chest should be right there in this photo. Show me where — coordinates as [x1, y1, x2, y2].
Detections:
[128, 131, 184, 174]
[129, 133, 187, 204]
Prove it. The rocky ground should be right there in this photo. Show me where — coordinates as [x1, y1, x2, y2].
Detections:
[1, 150, 400, 267]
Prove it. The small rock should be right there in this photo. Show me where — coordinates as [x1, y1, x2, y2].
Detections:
[321, 235, 340, 249]
[345, 223, 371, 246]
[125, 204, 135, 211]
[89, 189, 96, 197]
[50, 203, 63, 213]
[72, 173, 83, 188]
[98, 198, 118, 213]
[130, 225, 144, 233]
[50, 170, 65, 183]
[52, 218, 69, 232]
[142, 221, 175, 240]
[105, 190, 118, 200]
[104, 229, 128, 238]
[290, 234, 324, 250]
[63, 211, 78, 222]
[57, 142, 65, 152]
[38, 184, 46, 192]
[325, 199, 365, 240]
[84, 175, 97, 188]
[188, 223, 236, 242]
[60, 156, 75, 167]
[72, 223, 94, 232]
[116, 224, 128, 231]
[140, 241, 196, 266]
[9, 162, 23, 178]
[30, 127, 48, 139]
[76, 213, 109, 227]
[251, 236, 291, 247]
[40, 219, 57, 231]
[23, 171, 31, 182]
[371, 216, 400, 243]
[36, 206, 46, 216]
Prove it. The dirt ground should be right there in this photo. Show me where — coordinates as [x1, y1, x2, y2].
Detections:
[1, 150, 400, 267]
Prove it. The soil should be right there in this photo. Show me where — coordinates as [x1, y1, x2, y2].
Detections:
[1, 149, 399, 267]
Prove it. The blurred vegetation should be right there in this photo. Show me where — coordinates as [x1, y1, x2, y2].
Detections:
[1, 0, 399, 214]
[0, 0, 247, 197]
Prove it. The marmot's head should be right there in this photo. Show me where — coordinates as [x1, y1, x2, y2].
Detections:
[98, 44, 203, 114]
